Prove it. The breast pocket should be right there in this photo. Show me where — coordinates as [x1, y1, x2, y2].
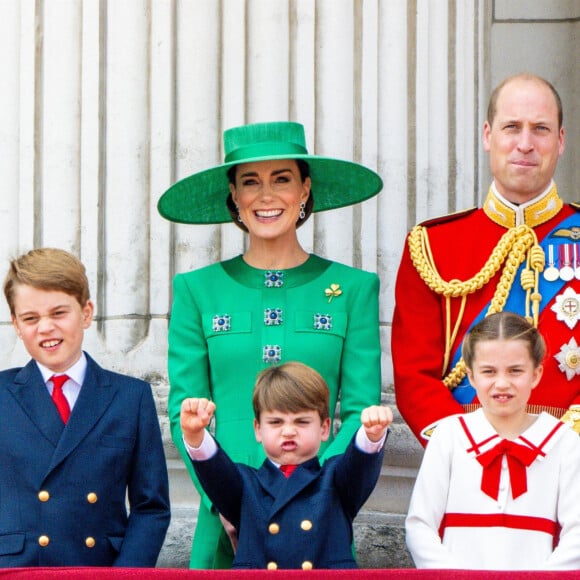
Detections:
[100, 435, 136, 450]
[203, 312, 252, 339]
[0, 533, 25, 556]
[203, 311, 255, 362]
[294, 311, 347, 339]
[292, 311, 348, 371]
[98, 435, 136, 481]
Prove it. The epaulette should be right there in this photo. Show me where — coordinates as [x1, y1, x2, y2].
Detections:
[570, 202, 580, 212]
[419, 206, 478, 228]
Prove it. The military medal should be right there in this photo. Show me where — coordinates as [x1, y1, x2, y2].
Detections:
[554, 337, 580, 381]
[551, 287, 580, 330]
[559, 244, 574, 281]
[543, 244, 559, 282]
[574, 244, 580, 280]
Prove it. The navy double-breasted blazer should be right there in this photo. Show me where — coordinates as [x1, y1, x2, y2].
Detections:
[0, 353, 170, 567]
[193, 434, 385, 570]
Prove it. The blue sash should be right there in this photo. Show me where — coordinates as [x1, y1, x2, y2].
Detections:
[451, 212, 580, 403]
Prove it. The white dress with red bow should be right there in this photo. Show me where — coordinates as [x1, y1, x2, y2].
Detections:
[405, 409, 580, 570]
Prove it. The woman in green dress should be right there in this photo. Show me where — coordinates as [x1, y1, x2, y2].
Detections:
[157, 121, 384, 569]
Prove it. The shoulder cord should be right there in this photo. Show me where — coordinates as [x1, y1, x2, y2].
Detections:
[408, 224, 544, 389]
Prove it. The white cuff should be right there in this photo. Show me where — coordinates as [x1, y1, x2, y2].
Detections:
[183, 430, 218, 460]
[355, 425, 387, 453]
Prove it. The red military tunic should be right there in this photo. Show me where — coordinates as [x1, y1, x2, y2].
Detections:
[393, 183, 580, 443]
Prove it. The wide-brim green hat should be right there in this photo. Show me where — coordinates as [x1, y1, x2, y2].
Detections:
[157, 121, 383, 224]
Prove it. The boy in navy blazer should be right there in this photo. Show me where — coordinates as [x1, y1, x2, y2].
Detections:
[0, 248, 170, 567]
[181, 361, 392, 570]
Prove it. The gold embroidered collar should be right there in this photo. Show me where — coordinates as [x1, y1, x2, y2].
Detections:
[483, 183, 563, 228]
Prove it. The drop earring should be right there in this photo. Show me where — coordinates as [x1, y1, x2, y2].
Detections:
[299, 201, 306, 220]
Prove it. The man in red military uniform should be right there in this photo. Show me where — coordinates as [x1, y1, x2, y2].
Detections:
[392, 73, 580, 444]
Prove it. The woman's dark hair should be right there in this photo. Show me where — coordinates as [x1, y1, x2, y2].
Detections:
[225, 159, 314, 232]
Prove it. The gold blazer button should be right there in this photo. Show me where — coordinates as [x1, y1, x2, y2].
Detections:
[268, 522, 280, 534]
[300, 519, 313, 531]
[302, 560, 313, 570]
[38, 491, 50, 502]
[267, 562, 278, 570]
[85, 537, 96, 548]
[38, 535, 50, 547]
[87, 492, 98, 504]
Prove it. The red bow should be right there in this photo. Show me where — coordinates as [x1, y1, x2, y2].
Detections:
[476, 440, 539, 500]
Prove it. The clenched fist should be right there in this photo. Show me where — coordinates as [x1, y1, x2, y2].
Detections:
[181, 398, 216, 448]
[361, 405, 393, 442]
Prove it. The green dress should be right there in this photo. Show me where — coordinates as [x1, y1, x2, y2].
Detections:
[168, 254, 381, 568]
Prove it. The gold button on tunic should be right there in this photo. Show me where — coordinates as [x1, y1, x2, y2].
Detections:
[266, 561, 278, 570]
[87, 492, 98, 504]
[300, 519, 313, 531]
[302, 560, 313, 570]
[38, 535, 50, 547]
[38, 490, 50, 502]
[85, 537, 96, 548]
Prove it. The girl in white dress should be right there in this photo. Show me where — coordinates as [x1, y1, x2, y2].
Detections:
[406, 311, 580, 570]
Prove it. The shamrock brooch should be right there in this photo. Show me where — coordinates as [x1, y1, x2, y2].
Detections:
[325, 283, 342, 303]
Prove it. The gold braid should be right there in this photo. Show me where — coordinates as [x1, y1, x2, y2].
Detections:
[408, 224, 544, 389]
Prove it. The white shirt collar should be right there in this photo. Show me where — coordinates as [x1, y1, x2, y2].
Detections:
[37, 352, 88, 386]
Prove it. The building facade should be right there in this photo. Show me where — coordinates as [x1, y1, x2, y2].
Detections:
[0, 0, 578, 568]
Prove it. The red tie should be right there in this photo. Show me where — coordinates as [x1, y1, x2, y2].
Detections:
[280, 464, 297, 478]
[51, 374, 71, 424]
[476, 439, 539, 500]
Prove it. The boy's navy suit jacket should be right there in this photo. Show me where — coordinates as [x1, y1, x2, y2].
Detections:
[0, 352, 170, 567]
[193, 433, 385, 569]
